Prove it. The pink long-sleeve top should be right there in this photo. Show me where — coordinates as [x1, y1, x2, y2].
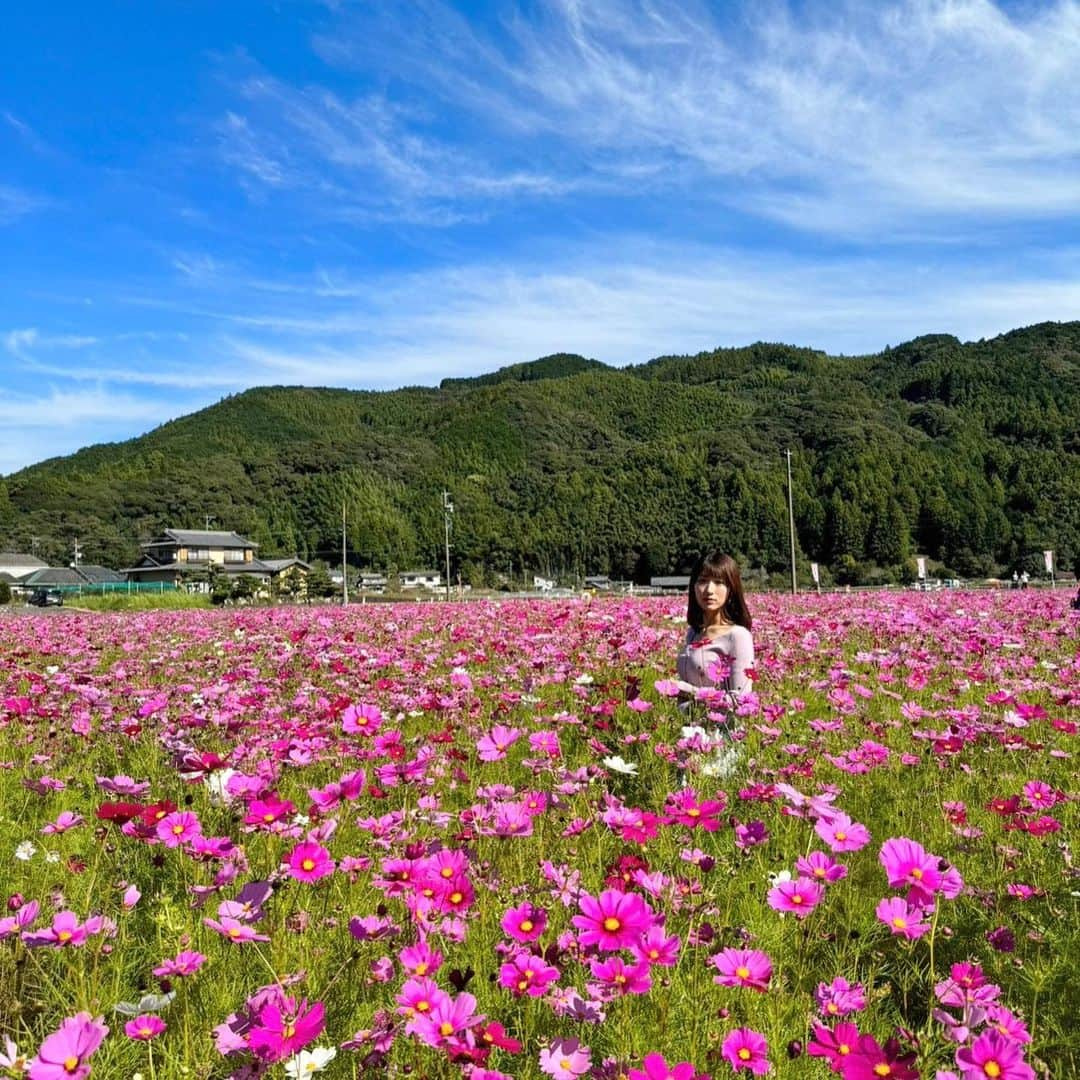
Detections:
[676, 625, 755, 697]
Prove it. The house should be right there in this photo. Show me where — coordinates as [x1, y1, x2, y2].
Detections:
[650, 575, 691, 593]
[400, 570, 442, 590]
[123, 529, 308, 593]
[533, 575, 555, 591]
[360, 572, 387, 593]
[0, 553, 47, 580]
[19, 565, 126, 592]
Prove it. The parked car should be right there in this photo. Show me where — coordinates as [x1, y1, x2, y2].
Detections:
[28, 588, 64, 607]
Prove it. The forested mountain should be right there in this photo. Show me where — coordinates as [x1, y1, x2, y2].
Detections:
[3, 322, 1079, 585]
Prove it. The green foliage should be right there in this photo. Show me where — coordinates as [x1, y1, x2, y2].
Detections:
[0, 581, 10, 605]
[4, 322, 1080, 583]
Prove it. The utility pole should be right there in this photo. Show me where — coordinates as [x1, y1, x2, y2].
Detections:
[72, 537, 83, 569]
[204, 515, 215, 531]
[442, 491, 454, 602]
[785, 449, 797, 595]
[341, 501, 348, 606]
[30, 535, 41, 556]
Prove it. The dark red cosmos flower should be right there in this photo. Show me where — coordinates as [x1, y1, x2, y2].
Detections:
[141, 800, 178, 827]
[604, 853, 649, 891]
[95, 801, 146, 825]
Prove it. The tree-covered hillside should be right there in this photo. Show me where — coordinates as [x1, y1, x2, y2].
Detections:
[3, 323, 1078, 585]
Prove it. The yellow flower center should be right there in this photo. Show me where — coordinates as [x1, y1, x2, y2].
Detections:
[984, 1064, 1002, 1079]
[172, 823, 185, 834]
[449, 891, 463, 904]
[603, 917, 621, 931]
[892, 916, 907, 928]
[791, 894, 803, 905]
[873, 1065, 892, 1077]
[687, 808, 701, 817]
[736, 966, 750, 979]
[263, 813, 275, 822]
[838, 1044, 850, 1055]
[440, 867, 454, 878]
[827, 1003, 839, 1014]
[416, 1001, 430, 1012]
[440, 1022, 453, 1036]
[415, 962, 428, 975]
[63, 1057, 80, 1073]
[738, 1049, 751, 1061]
[911, 868, 923, 880]
[301, 858, 316, 872]
[835, 832, 847, 841]
[57, 930, 73, 942]
[520, 920, 534, 932]
[560, 1060, 572, 1070]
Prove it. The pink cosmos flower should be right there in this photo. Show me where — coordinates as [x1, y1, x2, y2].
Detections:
[498, 951, 560, 997]
[711, 948, 772, 991]
[501, 901, 547, 944]
[411, 991, 483, 1049]
[665, 788, 727, 831]
[156, 810, 202, 848]
[153, 950, 207, 977]
[572, 889, 655, 951]
[796, 851, 848, 884]
[984, 1006, 1031, 1044]
[203, 916, 270, 944]
[477, 724, 523, 762]
[879, 837, 942, 893]
[342, 702, 383, 735]
[588, 955, 652, 996]
[286, 841, 335, 883]
[955, 1030, 1034, 1080]
[842, 1035, 919, 1079]
[539, 1038, 592, 1080]
[815, 813, 871, 853]
[397, 976, 449, 1030]
[721, 1028, 770, 1074]
[630, 925, 681, 967]
[124, 1015, 166, 1040]
[876, 897, 932, 939]
[807, 1022, 861, 1072]
[28, 1012, 108, 1080]
[41, 811, 84, 835]
[815, 977, 866, 1018]
[398, 941, 442, 978]
[628, 1053, 696, 1080]
[22, 911, 98, 949]
[766, 877, 824, 918]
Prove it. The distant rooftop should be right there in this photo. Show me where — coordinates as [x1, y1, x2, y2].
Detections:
[0, 553, 48, 568]
[142, 529, 259, 549]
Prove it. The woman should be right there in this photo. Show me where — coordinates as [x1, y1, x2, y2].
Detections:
[676, 551, 755, 701]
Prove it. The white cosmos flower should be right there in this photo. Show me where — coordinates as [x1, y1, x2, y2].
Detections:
[700, 746, 741, 779]
[284, 1047, 337, 1076]
[205, 768, 237, 806]
[14, 841, 36, 861]
[602, 755, 638, 776]
[768, 869, 792, 889]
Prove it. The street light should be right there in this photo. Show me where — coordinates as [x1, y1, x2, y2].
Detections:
[442, 491, 454, 602]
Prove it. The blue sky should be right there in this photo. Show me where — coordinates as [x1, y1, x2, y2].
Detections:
[3, 0, 1079, 474]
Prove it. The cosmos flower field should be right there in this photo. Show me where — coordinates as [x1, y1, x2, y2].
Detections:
[0, 592, 1076, 1079]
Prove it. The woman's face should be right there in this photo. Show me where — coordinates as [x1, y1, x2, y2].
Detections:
[694, 573, 729, 617]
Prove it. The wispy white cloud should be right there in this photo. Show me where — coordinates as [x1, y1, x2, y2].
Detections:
[279, 0, 1080, 234]
[0, 183, 49, 224]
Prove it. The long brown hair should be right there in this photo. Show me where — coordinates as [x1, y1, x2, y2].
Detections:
[686, 551, 752, 632]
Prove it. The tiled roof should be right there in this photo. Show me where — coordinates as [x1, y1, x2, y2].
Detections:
[141, 530, 259, 550]
[0, 553, 48, 568]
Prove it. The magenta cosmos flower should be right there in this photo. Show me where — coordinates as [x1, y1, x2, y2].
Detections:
[124, 1015, 166, 1040]
[766, 877, 823, 918]
[500, 901, 547, 944]
[248, 998, 325, 1062]
[807, 1022, 861, 1071]
[286, 841, 335, 883]
[876, 897, 931, 939]
[498, 951, 560, 997]
[955, 1030, 1035, 1080]
[721, 1028, 770, 1075]
[628, 1052, 696, 1080]
[28, 1013, 108, 1080]
[156, 810, 202, 847]
[879, 837, 943, 893]
[711, 948, 772, 991]
[572, 889, 655, 950]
